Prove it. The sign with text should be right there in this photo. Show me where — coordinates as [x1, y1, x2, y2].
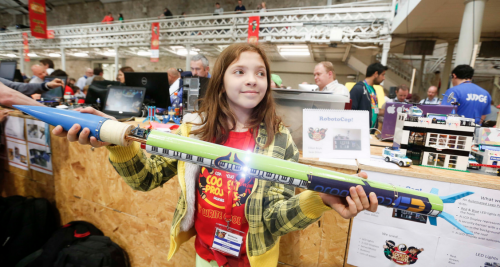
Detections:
[28, 0, 48, 39]
[247, 16, 260, 44]
[22, 33, 30, 62]
[150, 22, 160, 62]
[303, 109, 370, 159]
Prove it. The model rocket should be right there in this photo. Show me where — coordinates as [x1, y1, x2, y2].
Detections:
[14, 105, 475, 235]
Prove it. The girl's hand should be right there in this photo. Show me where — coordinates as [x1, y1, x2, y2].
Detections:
[319, 171, 378, 219]
[52, 107, 117, 148]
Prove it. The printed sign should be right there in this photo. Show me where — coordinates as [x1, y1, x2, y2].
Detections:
[28, 0, 48, 39]
[150, 22, 160, 62]
[303, 109, 369, 159]
[247, 16, 260, 44]
[23, 33, 30, 62]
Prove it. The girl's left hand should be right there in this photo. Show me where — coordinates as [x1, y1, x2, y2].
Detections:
[319, 171, 378, 219]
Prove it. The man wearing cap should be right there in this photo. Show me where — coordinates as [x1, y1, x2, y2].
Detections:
[271, 74, 282, 88]
[313, 61, 349, 98]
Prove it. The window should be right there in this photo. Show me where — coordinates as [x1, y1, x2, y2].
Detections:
[428, 134, 468, 150]
[437, 154, 446, 167]
[448, 155, 457, 169]
[427, 153, 436, 165]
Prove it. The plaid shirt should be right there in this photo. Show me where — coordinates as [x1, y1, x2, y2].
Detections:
[108, 119, 331, 264]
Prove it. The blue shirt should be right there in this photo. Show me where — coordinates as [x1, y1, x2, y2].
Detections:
[442, 81, 491, 124]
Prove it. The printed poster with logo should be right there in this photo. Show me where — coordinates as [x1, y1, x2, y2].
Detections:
[347, 170, 500, 266]
[303, 109, 370, 159]
[28, 0, 48, 39]
[150, 22, 160, 62]
[4, 116, 29, 170]
[26, 119, 53, 175]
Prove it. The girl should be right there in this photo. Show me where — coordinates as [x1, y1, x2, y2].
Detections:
[53, 43, 378, 267]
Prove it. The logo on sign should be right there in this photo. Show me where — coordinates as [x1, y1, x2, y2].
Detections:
[490, 156, 500, 161]
[383, 241, 424, 265]
[465, 94, 487, 103]
[141, 77, 147, 85]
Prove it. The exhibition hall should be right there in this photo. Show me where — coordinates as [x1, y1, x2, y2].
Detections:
[0, 0, 499, 266]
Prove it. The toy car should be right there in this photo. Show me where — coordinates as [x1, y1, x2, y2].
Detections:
[467, 155, 479, 170]
[408, 106, 423, 117]
[383, 147, 412, 167]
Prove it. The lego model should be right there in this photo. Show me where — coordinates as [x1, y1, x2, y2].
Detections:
[408, 106, 423, 117]
[13, 105, 477, 235]
[382, 147, 412, 167]
[393, 112, 475, 171]
[467, 154, 480, 170]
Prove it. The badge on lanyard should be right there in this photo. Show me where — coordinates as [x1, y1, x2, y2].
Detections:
[212, 223, 245, 257]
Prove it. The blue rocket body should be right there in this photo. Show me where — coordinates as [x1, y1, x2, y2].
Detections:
[13, 106, 109, 140]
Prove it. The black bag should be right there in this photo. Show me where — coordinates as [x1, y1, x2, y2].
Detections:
[0, 196, 57, 267]
[25, 221, 104, 267]
[54, 235, 130, 267]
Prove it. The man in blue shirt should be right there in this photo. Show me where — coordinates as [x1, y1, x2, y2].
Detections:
[442, 65, 491, 125]
[235, 0, 246, 13]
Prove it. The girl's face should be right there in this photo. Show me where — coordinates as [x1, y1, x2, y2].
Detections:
[223, 51, 267, 112]
[118, 70, 125, 83]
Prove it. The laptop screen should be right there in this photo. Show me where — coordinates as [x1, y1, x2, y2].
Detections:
[104, 87, 145, 114]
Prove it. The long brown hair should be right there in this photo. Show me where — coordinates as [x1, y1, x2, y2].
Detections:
[190, 43, 282, 148]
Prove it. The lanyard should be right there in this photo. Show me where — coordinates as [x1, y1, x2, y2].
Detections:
[223, 132, 253, 229]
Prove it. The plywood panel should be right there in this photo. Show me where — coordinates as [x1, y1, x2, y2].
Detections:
[0, 170, 55, 202]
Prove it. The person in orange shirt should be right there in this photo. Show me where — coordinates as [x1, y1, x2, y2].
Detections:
[101, 12, 114, 24]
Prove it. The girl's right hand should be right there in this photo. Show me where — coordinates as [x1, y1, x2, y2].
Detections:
[52, 107, 117, 148]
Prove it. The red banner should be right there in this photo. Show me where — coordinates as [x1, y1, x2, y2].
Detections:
[150, 22, 160, 62]
[247, 16, 260, 44]
[47, 30, 54, 39]
[22, 33, 30, 62]
[28, 0, 48, 38]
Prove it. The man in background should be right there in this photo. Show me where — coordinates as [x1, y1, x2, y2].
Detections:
[29, 65, 47, 84]
[235, 0, 246, 13]
[313, 61, 349, 98]
[214, 3, 224, 15]
[76, 68, 93, 90]
[102, 12, 114, 23]
[85, 67, 104, 86]
[485, 101, 499, 122]
[68, 78, 76, 87]
[442, 65, 491, 125]
[388, 85, 409, 103]
[168, 67, 181, 95]
[419, 86, 441, 105]
[350, 62, 387, 129]
[190, 54, 211, 78]
[158, 8, 173, 19]
[39, 58, 54, 75]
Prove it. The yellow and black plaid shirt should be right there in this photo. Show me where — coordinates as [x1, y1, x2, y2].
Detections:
[108, 122, 331, 261]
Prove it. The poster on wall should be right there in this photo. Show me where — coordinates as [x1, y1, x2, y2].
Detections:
[26, 119, 52, 175]
[150, 22, 160, 62]
[23, 33, 30, 62]
[347, 170, 500, 267]
[303, 109, 370, 159]
[247, 16, 260, 44]
[28, 0, 48, 39]
[5, 116, 28, 170]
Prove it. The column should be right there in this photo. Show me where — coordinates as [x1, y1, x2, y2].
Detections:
[454, 0, 486, 67]
[185, 44, 191, 72]
[440, 40, 456, 93]
[19, 49, 24, 75]
[114, 45, 119, 79]
[380, 42, 390, 66]
[60, 47, 66, 71]
[419, 54, 426, 95]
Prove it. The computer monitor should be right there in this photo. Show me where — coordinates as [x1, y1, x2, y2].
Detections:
[42, 76, 67, 101]
[0, 61, 17, 81]
[124, 72, 170, 109]
[13, 69, 23, 82]
[85, 80, 121, 108]
[102, 86, 146, 118]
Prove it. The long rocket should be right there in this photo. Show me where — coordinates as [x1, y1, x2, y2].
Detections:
[14, 105, 475, 235]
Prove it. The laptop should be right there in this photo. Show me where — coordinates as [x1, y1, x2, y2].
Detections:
[42, 76, 68, 101]
[102, 86, 146, 119]
[380, 103, 457, 141]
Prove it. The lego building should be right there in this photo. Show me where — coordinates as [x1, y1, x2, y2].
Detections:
[393, 113, 475, 171]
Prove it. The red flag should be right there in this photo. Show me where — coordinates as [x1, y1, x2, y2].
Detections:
[151, 22, 160, 62]
[47, 30, 54, 39]
[247, 16, 260, 44]
[28, 0, 48, 39]
[22, 33, 30, 62]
